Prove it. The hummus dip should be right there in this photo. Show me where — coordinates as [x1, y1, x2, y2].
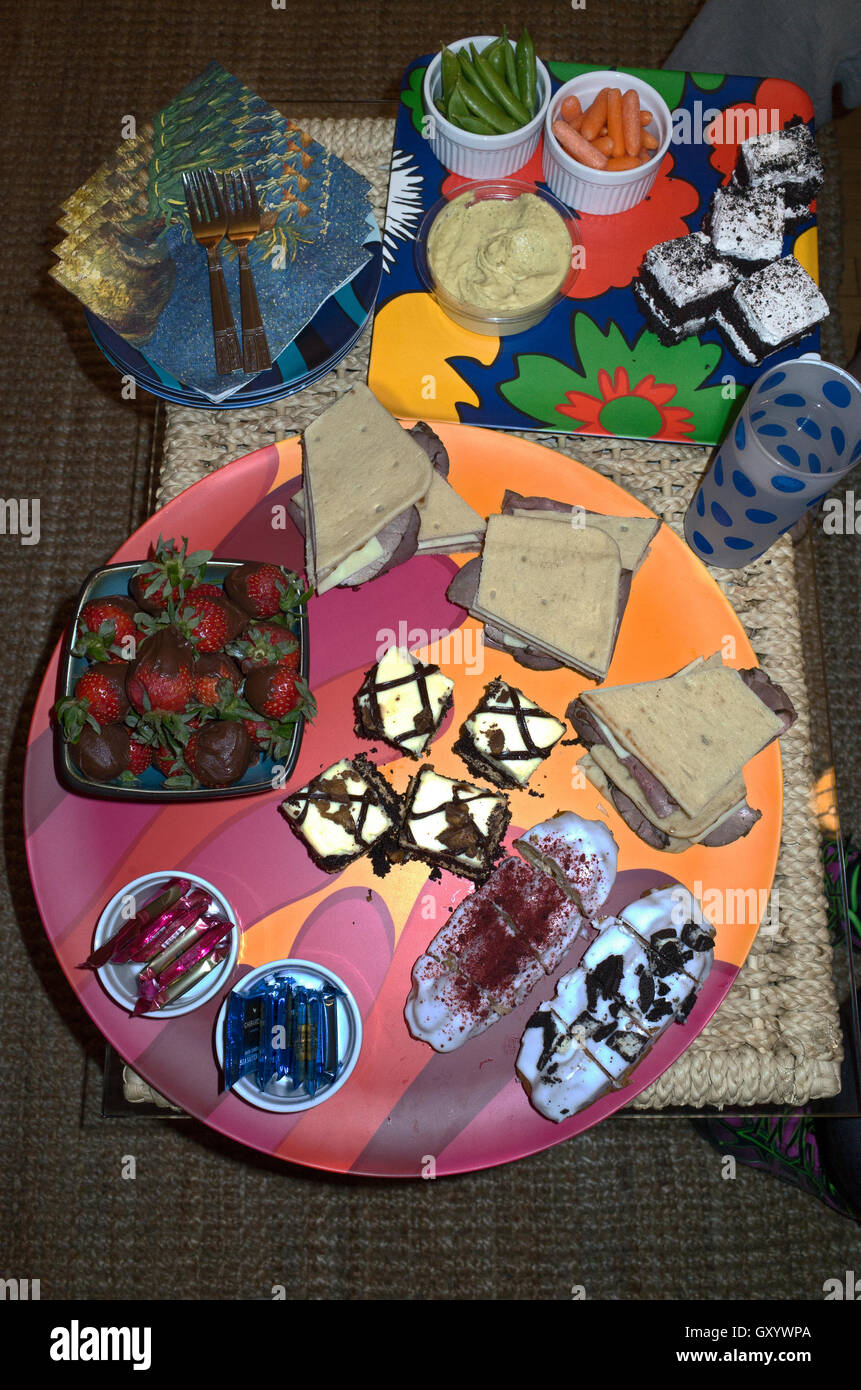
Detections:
[427, 191, 572, 313]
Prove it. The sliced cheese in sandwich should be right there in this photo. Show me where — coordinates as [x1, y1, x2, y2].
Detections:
[583, 745, 749, 842]
[471, 515, 623, 681]
[417, 473, 486, 553]
[580, 656, 784, 818]
[302, 383, 433, 590]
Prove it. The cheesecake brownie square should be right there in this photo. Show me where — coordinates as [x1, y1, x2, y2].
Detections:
[705, 185, 785, 270]
[634, 232, 736, 345]
[715, 255, 829, 365]
[354, 645, 454, 759]
[399, 766, 510, 883]
[280, 753, 402, 873]
[453, 676, 566, 789]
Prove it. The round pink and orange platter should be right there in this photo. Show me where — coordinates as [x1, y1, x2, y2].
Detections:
[24, 424, 781, 1176]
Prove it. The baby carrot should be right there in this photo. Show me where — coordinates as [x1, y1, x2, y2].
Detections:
[552, 118, 609, 168]
[592, 134, 615, 155]
[561, 94, 582, 125]
[640, 129, 659, 150]
[606, 88, 624, 156]
[640, 109, 654, 125]
[580, 88, 608, 141]
[621, 89, 641, 156]
[606, 154, 641, 170]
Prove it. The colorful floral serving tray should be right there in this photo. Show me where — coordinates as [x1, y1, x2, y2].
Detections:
[24, 426, 781, 1176]
[368, 61, 820, 445]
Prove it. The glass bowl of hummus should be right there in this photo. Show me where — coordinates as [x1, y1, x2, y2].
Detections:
[416, 180, 582, 337]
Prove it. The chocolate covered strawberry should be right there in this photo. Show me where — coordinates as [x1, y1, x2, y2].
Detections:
[244, 665, 315, 722]
[74, 724, 132, 781]
[73, 596, 142, 662]
[185, 721, 253, 787]
[225, 563, 309, 620]
[227, 620, 299, 674]
[130, 537, 212, 616]
[127, 629, 195, 714]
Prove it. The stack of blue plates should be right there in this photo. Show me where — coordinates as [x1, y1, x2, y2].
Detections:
[86, 216, 383, 410]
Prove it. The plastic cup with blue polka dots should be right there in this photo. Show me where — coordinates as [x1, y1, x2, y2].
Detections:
[684, 356, 861, 568]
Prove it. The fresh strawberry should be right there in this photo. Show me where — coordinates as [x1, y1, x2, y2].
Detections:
[55, 663, 130, 741]
[130, 537, 212, 616]
[192, 652, 242, 705]
[225, 563, 309, 620]
[137, 711, 198, 778]
[185, 583, 223, 600]
[227, 620, 299, 674]
[154, 744, 185, 778]
[74, 664, 130, 722]
[127, 630, 195, 715]
[167, 593, 247, 653]
[127, 738, 153, 776]
[244, 665, 316, 722]
[73, 597, 142, 662]
[242, 713, 304, 763]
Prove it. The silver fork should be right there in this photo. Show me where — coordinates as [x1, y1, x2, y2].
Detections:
[181, 169, 241, 375]
[220, 168, 272, 373]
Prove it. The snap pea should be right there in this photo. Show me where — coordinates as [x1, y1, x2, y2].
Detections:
[447, 82, 498, 135]
[440, 46, 459, 104]
[454, 110, 497, 136]
[515, 26, 537, 115]
[466, 44, 502, 107]
[502, 32, 521, 102]
[457, 75, 519, 133]
[473, 48, 532, 126]
[456, 47, 491, 105]
[447, 82, 470, 124]
[484, 36, 507, 77]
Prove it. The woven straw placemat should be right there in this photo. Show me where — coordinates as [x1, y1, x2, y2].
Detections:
[152, 116, 841, 1110]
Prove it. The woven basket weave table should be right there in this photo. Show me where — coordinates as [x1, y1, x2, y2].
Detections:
[149, 116, 841, 1112]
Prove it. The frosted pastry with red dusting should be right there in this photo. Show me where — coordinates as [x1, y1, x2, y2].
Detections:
[405, 812, 614, 1053]
[514, 811, 618, 915]
[404, 953, 501, 1052]
[484, 856, 588, 973]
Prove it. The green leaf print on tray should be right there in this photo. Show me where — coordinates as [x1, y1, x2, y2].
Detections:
[500, 313, 740, 443]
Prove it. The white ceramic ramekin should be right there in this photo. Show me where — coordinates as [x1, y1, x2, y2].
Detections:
[542, 70, 673, 214]
[422, 35, 551, 179]
[92, 871, 239, 1018]
[215, 959, 363, 1113]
